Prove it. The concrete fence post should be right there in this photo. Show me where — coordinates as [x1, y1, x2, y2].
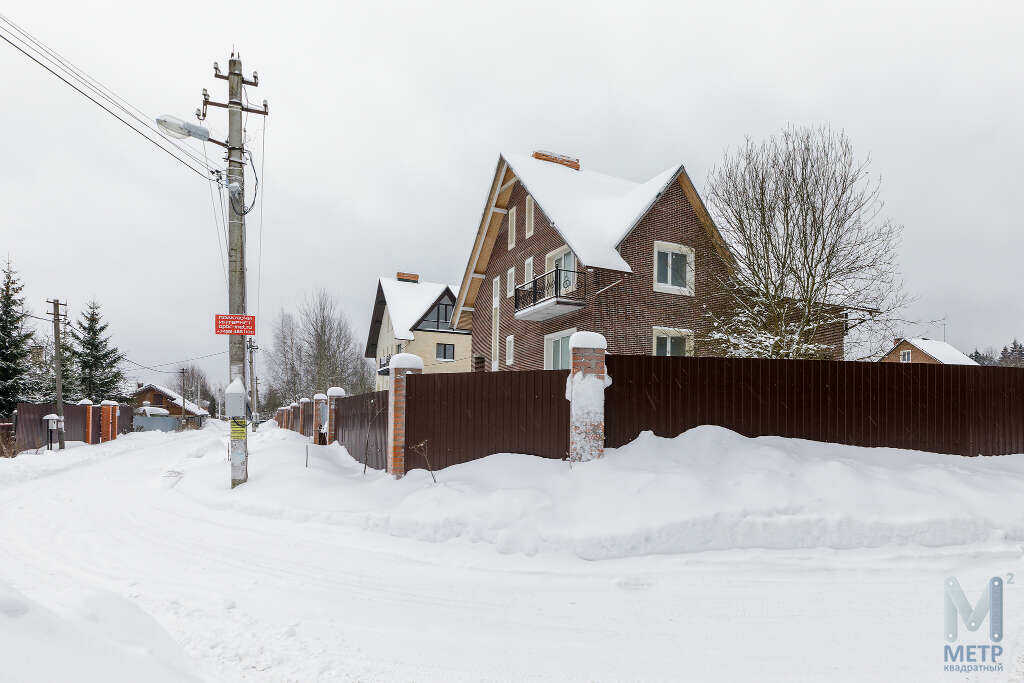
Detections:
[100, 400, 119, 443]
[387, 353, 423, 478]
[326, 387, 346, 445]
[566, 331, 612, 462]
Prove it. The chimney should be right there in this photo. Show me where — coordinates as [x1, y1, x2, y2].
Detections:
[137, 381, 143, 389]
[396, 272, 419, 283]
[532, 150, 580, 171]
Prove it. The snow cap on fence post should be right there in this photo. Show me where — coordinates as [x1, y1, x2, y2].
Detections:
[387, 353, 423, 478]
[326, 387, 345, 444]
[566, 331, 611, 462]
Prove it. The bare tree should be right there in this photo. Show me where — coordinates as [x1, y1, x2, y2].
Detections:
[702, 125, 911, 360]
[265, 290, 374, 403]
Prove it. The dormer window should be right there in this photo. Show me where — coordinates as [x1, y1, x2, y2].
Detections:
[420, 301, 454, 330]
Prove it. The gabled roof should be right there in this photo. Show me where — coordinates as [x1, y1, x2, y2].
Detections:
[889, 338, 979, 365]
[364, 277, 458, 358]
[133, 383, 209, 416]
[452, 152, 733, 330]
[502, 153, 682, 272]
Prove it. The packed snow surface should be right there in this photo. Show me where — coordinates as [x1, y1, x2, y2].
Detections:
[2, 422, 1024, 680]
[905, 337, 979, 365]
[503, 152, 681, 271]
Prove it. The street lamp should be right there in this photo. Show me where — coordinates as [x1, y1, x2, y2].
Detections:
[156, 115, 217, 144]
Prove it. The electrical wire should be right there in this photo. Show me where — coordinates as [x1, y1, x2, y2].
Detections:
[255, 116, 267, 338]
[202, 145, 229, 286]
[124, 350, 228, 374]
[0, 20, 215, 181]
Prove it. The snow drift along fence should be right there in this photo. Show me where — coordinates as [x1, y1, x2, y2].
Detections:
[404, 370, 570, 471]
[332, 390, 388, 470]
[604, 355, 1024, 457]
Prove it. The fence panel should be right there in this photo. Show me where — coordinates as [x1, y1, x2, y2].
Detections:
[604, 356, 1024, 456]
[334, 391, 388, 470]
[405, 370, 569, 472]
[14, 402, 89, 452]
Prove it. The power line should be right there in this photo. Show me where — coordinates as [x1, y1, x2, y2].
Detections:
[256, 116, 267, 338]
[203, 145, 229, 285]
[0, 21, 213, 181]
[124, 350, 229, 374]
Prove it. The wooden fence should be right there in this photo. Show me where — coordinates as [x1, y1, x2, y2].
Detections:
[333, 390, 388, 470]
[604, 355, 1024, 457]
[405, 370, 570, 471]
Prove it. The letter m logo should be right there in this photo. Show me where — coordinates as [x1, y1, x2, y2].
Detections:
[945, 576, 1003, 643]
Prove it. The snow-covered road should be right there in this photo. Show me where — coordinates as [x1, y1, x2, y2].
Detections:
[2, 423, 1022, 681]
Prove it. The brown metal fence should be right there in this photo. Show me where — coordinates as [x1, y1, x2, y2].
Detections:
[290, 405, 300, 431]
[333, 391, 388, 470]
[604, 355, 1024, 457]
[14, 403, 91, 452]
[405, 370, 570, 471]
[301, 403, 313, 437]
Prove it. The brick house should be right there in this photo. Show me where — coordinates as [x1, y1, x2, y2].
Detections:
[364, 273, 472, 390]
[451, 151, 845, 370]
[879, 338, 978, 365]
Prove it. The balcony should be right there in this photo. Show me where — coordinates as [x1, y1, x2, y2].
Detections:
[514, 268, 587, 321]
[377, 354, 392, 375]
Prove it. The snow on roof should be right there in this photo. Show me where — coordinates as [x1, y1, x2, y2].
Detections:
[379, 277, 456, 341]
[502, 153, 682, 272]
[135, 383, 210, 416]
[905, 338, 978, 365]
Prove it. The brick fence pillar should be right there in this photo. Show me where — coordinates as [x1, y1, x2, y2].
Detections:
[387, 353, 423, 478]
[81, 400, 94, 444]
[326, 387, 346, 444]
[313, 393, 328, 444]
[567, 332, 611, 462]
[100, 400, 119, 442]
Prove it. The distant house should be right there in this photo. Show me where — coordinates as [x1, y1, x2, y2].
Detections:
[364, 272, 471, 391]
[132, 383, 210, 418]
[450, 150, 846, 370]
[879, 338, 978, 365]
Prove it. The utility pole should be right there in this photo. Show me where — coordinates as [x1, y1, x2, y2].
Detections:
[197, 53, 268, 487]
[46, 299, 67, 450]
[180, 368, 188, 430]
[247, 338, 258, 427]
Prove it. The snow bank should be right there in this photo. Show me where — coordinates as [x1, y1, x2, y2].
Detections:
[166, 424, 1024, 561]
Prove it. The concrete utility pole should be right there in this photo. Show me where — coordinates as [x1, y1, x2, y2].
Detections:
[46, 299, 67, 450]
[197, 54, 268, 487]
[246, 338, 258, 427]
[180, 368, 188, 431]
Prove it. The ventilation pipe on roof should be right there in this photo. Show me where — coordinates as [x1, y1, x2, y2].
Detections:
[532, 150, 580, 171]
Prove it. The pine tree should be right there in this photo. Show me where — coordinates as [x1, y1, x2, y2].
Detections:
[70, 300, 125, 403]
[0, 260, 34, 417]
[22, 333, 82, 403]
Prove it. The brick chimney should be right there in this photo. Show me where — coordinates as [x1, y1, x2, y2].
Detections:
[532, 150, 580, 171]
[396, 272, 419, 283]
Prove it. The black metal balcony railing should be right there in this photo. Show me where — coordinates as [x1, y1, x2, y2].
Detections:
[514, 268, 587, 312]
[377, 354, 392, 375]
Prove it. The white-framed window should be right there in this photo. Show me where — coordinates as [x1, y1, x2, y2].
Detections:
[525, 196, 535, 238]
[506, 266, 515, 298]
[652, 326, 693, 357]
[491, 277, 500, 371]
[900, 349, 912, 363]
[523, 256, 534, 285]
[507, 205, 517, 250]
[505, 335, 514, 365]
[544, 327, 577, 370]
[544, 246, 577, 295]
[436, 343, 455, 361]
[653, 241, 695, 296]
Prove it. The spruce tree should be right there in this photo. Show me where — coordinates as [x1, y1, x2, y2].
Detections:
[70, 301, 125, 403]
[0, 260, 34, 417]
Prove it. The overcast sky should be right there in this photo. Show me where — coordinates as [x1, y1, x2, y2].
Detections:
[3, 0, 1022, 391]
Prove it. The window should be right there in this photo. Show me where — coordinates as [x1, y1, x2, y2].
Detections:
[525, 196, 534, 237]
[653, 241, 695, 295]
[436, 343, 455, 361]
[507, 205, 516, 250]
[900, 349, 912, 363]
[395, 343, 403, 354]
[652, 327, 693, 357]
[420, 301, 454, 330]
[152, 394, 163, 406]
[491, 277, 500, 370]
[545, 246, 577, 295]
[505, 335, 514, 365]
[523, 256, 533, 284]
[506, 266, 515, 298]
[544, 327, 576, 370]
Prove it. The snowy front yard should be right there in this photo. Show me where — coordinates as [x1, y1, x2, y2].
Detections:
[2, 422, 1023, 681]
